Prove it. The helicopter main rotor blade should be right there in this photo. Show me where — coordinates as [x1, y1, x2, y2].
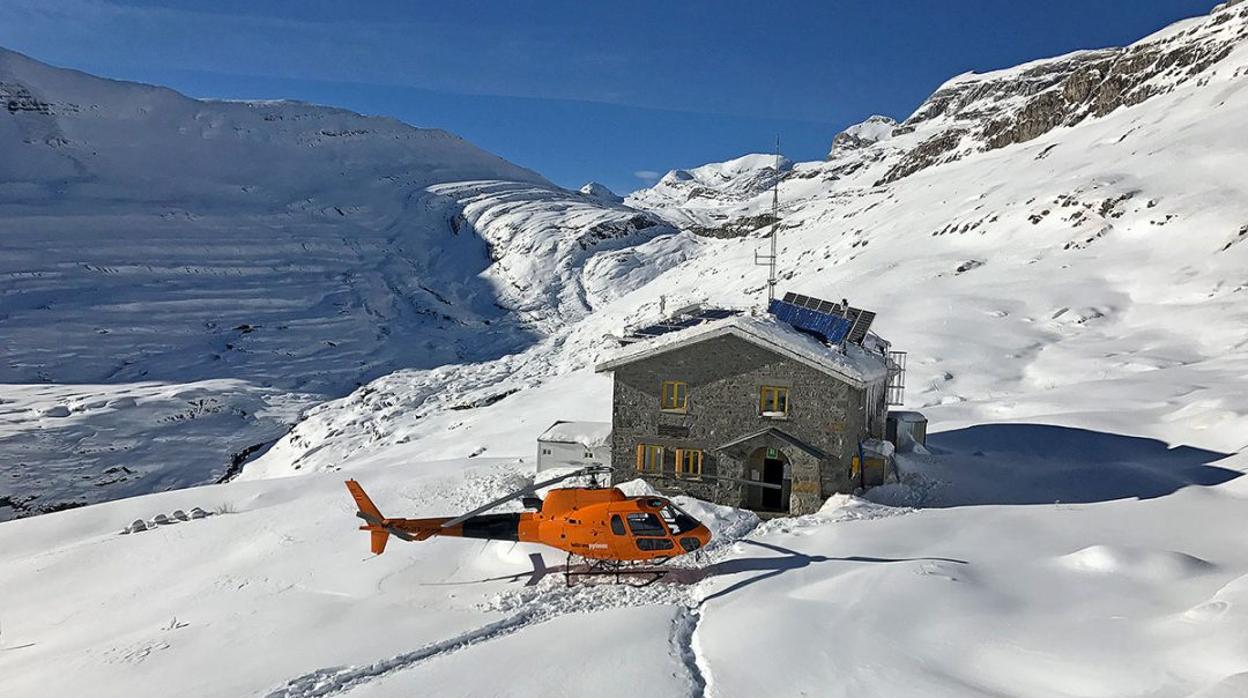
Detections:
[355, 510, 416, 541]
[440, 465, 611, 529]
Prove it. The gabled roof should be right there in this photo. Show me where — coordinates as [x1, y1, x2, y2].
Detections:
[716, 427, 828, 460]
[537, 420, 612, 447]
[595, 314, 888, 388]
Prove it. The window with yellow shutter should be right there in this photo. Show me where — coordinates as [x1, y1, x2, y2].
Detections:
[675, 449, 703, 479]
[660, 380, 688, 412]
[759, 385, 790, 417]
[635, 444, 664, 473]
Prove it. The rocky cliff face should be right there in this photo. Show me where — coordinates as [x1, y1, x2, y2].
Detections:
[827, 115, 897, 160]
[876, 1, 1248, 184]
[628, 2, 1248, 229]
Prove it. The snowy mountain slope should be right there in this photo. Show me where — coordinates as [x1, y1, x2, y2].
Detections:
[625, 153, 792, 234]
[248, 1, 1248, 483]
[826, 114, 897, 159]
[426, 179, 678, 329]
[578, 181, 624, 204]
[0, 47, 680, 517]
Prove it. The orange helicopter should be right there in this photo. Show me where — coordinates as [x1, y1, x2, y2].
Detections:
[346, 466, 742, 583]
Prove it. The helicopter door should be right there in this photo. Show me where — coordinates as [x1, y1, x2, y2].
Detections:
[610, 514, 626, 535]
[626, 512, 674, 552]
[625, 512, 666, 536]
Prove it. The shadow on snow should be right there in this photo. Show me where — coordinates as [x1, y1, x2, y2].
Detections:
[904, 423, 1241, 507]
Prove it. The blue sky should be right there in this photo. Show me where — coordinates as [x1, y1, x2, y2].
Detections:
[0, 0, 1218, 193]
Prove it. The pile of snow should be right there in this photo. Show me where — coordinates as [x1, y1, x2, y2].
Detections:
[1058, 544, 1216, 580]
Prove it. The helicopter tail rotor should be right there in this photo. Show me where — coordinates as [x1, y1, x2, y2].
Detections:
[346, 479, 409, 554]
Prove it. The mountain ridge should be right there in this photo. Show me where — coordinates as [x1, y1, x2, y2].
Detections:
[0, 44, 680, 517]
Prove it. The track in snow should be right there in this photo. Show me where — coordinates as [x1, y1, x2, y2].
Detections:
[671, 607, 709, 698]
[265, 607, 549, 698]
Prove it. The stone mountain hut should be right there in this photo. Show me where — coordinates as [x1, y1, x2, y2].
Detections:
[595, 293, 907, 516]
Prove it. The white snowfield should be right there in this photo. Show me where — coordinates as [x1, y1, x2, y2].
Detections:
[4, 2, 1248, 696]
[1, 445, 1246, 697]
[0, 46, 680, 517]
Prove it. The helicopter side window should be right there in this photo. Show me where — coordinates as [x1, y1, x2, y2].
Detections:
[610, 515, 626, 536]
[626, 512, 667, 537]
[659, 505, 699, 535]
[637, 537, 675, 551]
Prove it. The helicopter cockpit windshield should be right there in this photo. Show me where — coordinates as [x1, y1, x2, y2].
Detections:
[658, 502, 701, 535]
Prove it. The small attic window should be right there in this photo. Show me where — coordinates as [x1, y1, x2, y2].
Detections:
[759, 386, 789, 418]
[661, 380, 688, 412]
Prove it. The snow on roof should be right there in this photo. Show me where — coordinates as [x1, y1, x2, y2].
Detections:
[538, 421, 612, 447]
[596, 313, 889, 388]
[890, 410, 928, 423]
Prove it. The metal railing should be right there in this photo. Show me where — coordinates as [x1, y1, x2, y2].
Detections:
[886, 351, 907, 405]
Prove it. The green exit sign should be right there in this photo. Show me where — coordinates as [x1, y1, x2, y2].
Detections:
[767, 447, 778, 459]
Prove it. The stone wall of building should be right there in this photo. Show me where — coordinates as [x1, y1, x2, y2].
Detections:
[607, 334, 881, 511]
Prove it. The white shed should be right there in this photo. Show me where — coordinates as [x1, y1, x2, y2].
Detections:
[536, 421, 612, 472]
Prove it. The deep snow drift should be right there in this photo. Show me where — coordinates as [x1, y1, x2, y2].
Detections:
[3, 2, 1248, 696]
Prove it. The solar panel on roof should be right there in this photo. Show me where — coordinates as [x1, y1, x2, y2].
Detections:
[620, 307, 743, 343]
[699, 308, 736, 320]
[768, 291, 877, 345]
[768, 298, 853, 344]
[847, 310, 876, 343]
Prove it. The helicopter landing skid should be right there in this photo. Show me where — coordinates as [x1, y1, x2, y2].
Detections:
[563, 553, 672, 588]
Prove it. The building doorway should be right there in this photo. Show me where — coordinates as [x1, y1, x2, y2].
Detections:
[761, 456, 785, 510]
[745, 447, 789, 513]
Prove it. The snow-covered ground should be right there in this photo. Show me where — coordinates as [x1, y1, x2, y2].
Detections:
[4, 2, 1248, 696]
[1, 436, 1245, 696]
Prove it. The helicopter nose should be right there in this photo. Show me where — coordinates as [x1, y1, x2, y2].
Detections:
[679, 524, 712, 553]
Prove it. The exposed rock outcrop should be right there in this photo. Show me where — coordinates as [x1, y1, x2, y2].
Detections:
[827, 115, 897, 160]
[876, 1, 1248, 184]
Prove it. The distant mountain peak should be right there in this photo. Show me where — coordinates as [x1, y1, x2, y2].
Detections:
[827, 115, 898, 160]
[578, 181, 623, 203]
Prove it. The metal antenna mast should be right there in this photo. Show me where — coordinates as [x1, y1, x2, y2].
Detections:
[754, 135, 782, 302]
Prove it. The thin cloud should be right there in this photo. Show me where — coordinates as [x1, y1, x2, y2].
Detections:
[633, 170, 661, 182]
